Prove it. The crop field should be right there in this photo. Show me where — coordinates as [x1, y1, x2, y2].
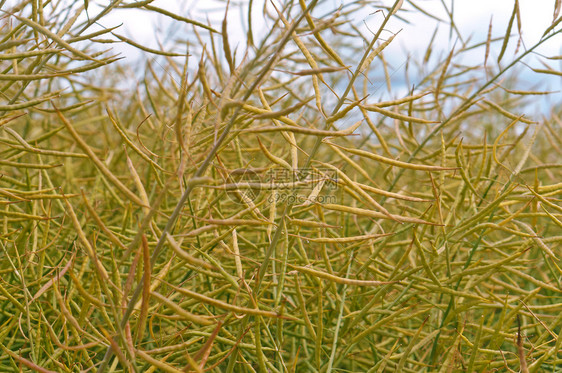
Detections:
[0, 0, 561, 371]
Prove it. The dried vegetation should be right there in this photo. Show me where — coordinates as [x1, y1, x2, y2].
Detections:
[1, 0, 562, 371]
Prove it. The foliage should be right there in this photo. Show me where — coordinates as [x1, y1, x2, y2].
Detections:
[1, 0, 562, 371]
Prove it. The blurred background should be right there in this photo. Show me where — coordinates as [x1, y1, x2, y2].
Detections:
[65, 0, 562, 110]
[2, 0, 560, 111]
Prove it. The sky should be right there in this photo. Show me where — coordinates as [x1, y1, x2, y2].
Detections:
[82, 0, 561, 58]
[3, 0, 560, 105]
[77, 0, 561, 97]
